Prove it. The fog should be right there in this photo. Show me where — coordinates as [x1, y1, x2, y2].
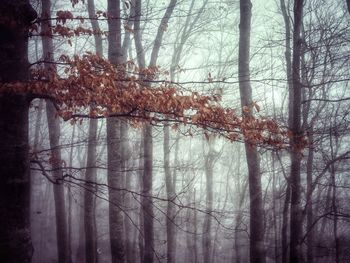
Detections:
[0, 0, 349, 262]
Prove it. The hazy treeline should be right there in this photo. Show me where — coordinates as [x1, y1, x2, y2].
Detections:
[0, 0, 349, 263]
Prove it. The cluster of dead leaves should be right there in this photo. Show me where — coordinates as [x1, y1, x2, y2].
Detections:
[1, 53, 289, 147]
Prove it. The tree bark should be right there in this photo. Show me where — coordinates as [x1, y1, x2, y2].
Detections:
[84, 0, 103, 262]
[238, 1, 265, 262]
[41, 1, 71, 261]
[289, 1, 304, 262]
[134, 1, 178, 262]
[107, 0, 126, 262]
[163, 125, 176, 263]
[281, 182, 290, 263]
[305, 130, 314, 263]
[84, 116, 98, 263]
[141, 124, 154, 263]
[279, 1, 292, 262]
[46, 102, 71, 263]
[203, 140, 215, 263]
[0, 1, 36, 261]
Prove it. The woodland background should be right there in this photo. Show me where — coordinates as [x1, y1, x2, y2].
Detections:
[0, 0, 350, 263]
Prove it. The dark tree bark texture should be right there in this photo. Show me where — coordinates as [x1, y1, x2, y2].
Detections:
[0, 1, 36, 262]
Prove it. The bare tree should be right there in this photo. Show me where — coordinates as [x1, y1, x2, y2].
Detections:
[41, 1, 71, 262]
[84, 0, 103, 262]
[289, 0, 304, 262]
[238, 1, 265, 262]
[134, 0, 178, 262]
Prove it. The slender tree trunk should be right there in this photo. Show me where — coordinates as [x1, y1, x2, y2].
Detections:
[305, 130, 314, 263]
[46, 102, 71, 263]
[163, 125, 176, 263]
[271, 153, 280, 263]
[193, 190, 199, 263]
[87, 0, 103, 56]
[84, 116, 98, 263]
[67, 124, 75, 262]
[134, 1, 178, 262]
[329, 132, 340, 263]
[203, 140, 215, 263]
[141, 124, 154, 263]
[133, 4, 154, 256]
[331, 165, 340, 263]
[76, 199, 86, 261]
[125, 156, 137, 263]
[41, 1, 71, 261]
[279, 1, 292, 262]
[138, 135, 145, 262]
[289, 1, 304, 262]
[234, 179, 248, 263]
[84, 0, 103, 262]
[282, 182, 291, 263]
[238, 1, 265, 262]
[163, 1, 205, 258]
[46, 101, 71, 263]
[107, 0, 126, 262]
[0, 1, 36, 261]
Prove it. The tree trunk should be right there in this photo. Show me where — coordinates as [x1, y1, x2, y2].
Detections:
[107, 0, 126, 262]
[84, 0, 103, 261]
[0, 1, 36, 261]
[141, 124, 154, 263]
[305, 130, 314, 263]
[289, 1, 304, 262]
[0, 95, 32, 262]
[133, 1, 178, 262]
[203, 140, 215, 263]
[46, 102, 71, 263]
[329, 132, 340, 263]
[84, 116, 98, 263]
[41, 1, 71, 261]
[107, 118, 126, 263]
[125, 156, 137, 263]
[163, 125, 176, 263]
[279, 1, 292, 262]
[238, 1, 265, 262]
[138, 135, 145, 262]
[67, 124, 75, 262]
[281, 182, 290, 263]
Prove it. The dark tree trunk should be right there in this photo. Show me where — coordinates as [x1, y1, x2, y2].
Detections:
[238, 1, 265, 262]
[0, 95, 32, 262]
[289, 1, 304, 262]
[0, 1, 36, 262]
